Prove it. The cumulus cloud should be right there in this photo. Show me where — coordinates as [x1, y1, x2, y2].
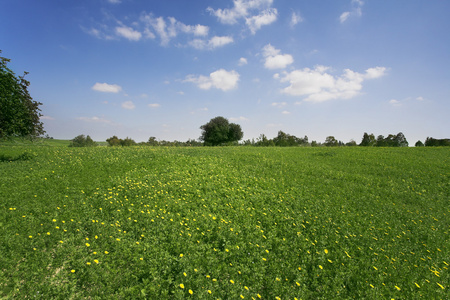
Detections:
[140, 14, 209, 46]
[246, 8, 278, 34]
[121, 101, 135, 110]
[184, 69, 240, 91]
[239, 57, 248, 66]
[115, 26, 142, 41]
[262, 44, 294, 69]
[148, 103, 161, 108]
[277, 65, 387, 102]
[207, 0, 277, 33]
[340, 0, 364, 23]
[92, 82, 122, 93]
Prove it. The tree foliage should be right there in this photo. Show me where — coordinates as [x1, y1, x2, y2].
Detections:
[106, 136, 137, 146]
[360, 132, 376, 146]
[425, 137, 450, 147]
[360, 132, 408, 147]
[69, 134, 97, 147]
[0, 51, 45, 138]
[200, 116, 243, 146]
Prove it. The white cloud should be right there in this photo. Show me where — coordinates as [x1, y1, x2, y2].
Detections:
[229, 116, 249, 122]
[271, 101, 287, 108]
[340, 12, 351, 23]
[108, 0, 121, 3]
[290, 12, 303, 27]
[40, 115, 55, 120]
[178, 23, 209, 36]
[141, 14, 210, 46]
[83, 26, 115, 40]
[148, 103, 161, 108]
[239, 57, 248, 66]
[262, 44, 293, 69]
[189, 35, 234, 50]
[364, 67, 387, 79]
[184, 69, 240, 91]
[389, 96, 425, 107]
[246, 8, 278, 34]
[122, 101, 135, 110]
[340, 0, 364, 23]
[389, 99, 401, 106]
[115, 26, 142, 41]
[92, 82, 122, 93]
[208, 36, 234, 48]
[277, 65, 387, 102]
[76, 116, 113, 124]
[208, 0, 276, 33]
[281, 110, 291, 115]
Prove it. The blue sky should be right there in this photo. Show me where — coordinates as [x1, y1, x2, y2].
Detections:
[2, 0, 449, 144]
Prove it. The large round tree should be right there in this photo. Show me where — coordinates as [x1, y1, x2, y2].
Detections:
[0, 51, 45, 139]
[200, 116, 243, 146]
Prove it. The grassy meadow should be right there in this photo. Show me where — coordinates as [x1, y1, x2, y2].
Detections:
[0, 145, 448, 299]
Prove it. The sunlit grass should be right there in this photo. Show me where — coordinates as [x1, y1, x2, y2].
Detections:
[0, 146, 448, 298]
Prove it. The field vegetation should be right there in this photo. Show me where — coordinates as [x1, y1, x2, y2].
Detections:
[0, 145, 448, 299]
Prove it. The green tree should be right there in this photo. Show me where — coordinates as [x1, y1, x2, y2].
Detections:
[0, 51, 45, 138]
[148, 136, 159, 146]
[394, 132, 408, 147]
[200, 116, 243, 146]
[69, 134, 97, 147]
[106, 135, 121, 146]
[120, 137, 136, 147]
[360, 132, 376, 146]
[415, 140, 424, 147]
[325, 136, 338, 147]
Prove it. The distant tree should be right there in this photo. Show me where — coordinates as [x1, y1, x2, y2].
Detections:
[311, 140, 319, 147]
[200, 116, 243, 146]
[415, 140, 424, 147]
[120, 137, 136, 147]
[148, 136, 159, 146]
[69, 134, 97, 147]
[375, 135, 387, 147]
[346, 140, 357, 146]
[360, 132, 376, 146]
[256, 134, 273, 146]
[394, 132, 408, 147]
[425, 137, 450, 146]
[324, 136, 338, 147]
[0, 51, 45, 138]
[273, 131, 289, 146]
[106, 135, 121, 146]
[228, 123, 244, 143]
[185, 138, 203, 146]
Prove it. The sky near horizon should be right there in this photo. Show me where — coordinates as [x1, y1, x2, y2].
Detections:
[1, 0, 449, 144]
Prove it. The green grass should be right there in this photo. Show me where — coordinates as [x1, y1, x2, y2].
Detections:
[0, 146, 448, 299]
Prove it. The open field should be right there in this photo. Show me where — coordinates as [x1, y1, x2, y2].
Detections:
[0, 145, 448, 299]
